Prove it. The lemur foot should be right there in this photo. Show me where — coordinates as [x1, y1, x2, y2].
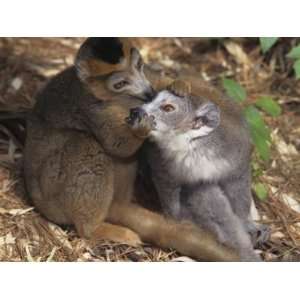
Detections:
[246, 221, 271, 247]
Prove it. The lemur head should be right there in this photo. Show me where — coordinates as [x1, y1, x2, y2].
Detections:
[129, 80, 220, 142]
[75, 37, 155, 101]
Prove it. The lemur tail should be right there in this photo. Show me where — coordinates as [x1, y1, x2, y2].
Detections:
[108, 201, 239, 262]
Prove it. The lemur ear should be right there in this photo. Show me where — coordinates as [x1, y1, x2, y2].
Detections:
[192, 102, 220, 136]
[130, 47, 143, 66]
[167, 80, 192, 97]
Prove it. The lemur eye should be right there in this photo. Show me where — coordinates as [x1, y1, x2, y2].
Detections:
[114, 80, 129, 90]
[160, 104, 175, 112]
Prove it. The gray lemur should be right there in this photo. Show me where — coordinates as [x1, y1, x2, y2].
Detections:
[128, 80, 269, 261]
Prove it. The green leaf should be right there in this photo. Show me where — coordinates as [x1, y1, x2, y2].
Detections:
[259, 37, 279, 53]
[287, 44, 300, 59]
[293, 59, 300, 79]
[253, 183, 268, 201]
[244, 105, 271, 161]
[251, 127, 270, 161]
[244, 105, 271, 142]
[255, 96, 282, 117]
[222, 78, 247, 102]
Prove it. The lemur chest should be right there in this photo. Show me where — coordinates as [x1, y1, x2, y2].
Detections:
[161, 137, 231, 183]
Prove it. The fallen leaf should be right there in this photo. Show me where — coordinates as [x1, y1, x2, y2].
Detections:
[11, 77, 23, 91]
[8, 207, 34, 216]
[0, 232, 16, 245]
[272, 231, 285, 239]
[25, 244, 35, 262]
[0, 207, 8, 214]
[81, 252, 93, 261]
[46, 247, 58, 262]
[48, 223, 73, 250]
[170, 256, 195, 262]
[281, 194, 300, 214]
[272, 131, 298, 160]
[224, 41, 251, 68]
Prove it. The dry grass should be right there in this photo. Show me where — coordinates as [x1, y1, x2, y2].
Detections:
[0, 37, 299, 261]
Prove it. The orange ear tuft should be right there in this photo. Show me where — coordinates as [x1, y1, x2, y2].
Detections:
[119, 38, 134, 61]
[82, 59, 127, 79]
[167, 80, 192, 97]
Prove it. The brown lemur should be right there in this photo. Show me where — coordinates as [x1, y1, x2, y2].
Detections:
[128, 80, 270, 261]
[23, 37, 238, 261]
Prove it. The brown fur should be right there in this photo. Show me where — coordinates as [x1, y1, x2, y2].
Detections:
[144, 65, 174, 91]
[23, 38, 239, 261]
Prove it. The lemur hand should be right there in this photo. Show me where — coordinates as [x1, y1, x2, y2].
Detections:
[126, 107, 156, 139]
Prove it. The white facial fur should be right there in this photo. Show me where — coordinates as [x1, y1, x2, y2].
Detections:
[142, 90, 219, 142]
[155, 132, 232, 183]
[142, 90, 229, 183]
[142, 90, 176, 134]
[106, 68, 151, 96]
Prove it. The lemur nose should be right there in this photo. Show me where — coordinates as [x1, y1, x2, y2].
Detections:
[129, 107, 147, 123]
[144, 87, 157, 102]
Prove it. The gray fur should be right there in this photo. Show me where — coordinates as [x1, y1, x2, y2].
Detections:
[133, 89, 269, 261]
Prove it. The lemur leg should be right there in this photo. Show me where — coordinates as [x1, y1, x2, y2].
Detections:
[220, 170, 270, 246]
[221, 170, 252, 219]
[152, 175, 182, 219]
[39, 133, 141, 246]
[184, 184, 261, 261]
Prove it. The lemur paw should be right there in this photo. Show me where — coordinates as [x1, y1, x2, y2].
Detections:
[167, 80, 191, 97]
[126, 108, 156, 139]
[246, 221, 271, 247]
[252, 224, 271, 247]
